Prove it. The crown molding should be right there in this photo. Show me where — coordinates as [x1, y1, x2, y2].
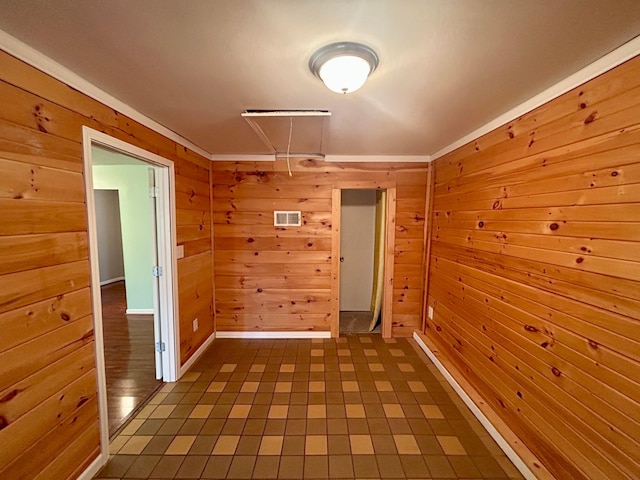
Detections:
[210, 154, 276, 162]
[325, 155, 430, 163]
[431, 34, 640, 161]
[0, 28, 211, 159]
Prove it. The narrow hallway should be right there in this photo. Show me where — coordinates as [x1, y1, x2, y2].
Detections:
[96, 335, 521, 479]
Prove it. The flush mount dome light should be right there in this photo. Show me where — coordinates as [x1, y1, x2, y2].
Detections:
[309, 42, 379, 94]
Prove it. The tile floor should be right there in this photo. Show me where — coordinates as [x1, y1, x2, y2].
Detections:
[95, 335, 524, 479]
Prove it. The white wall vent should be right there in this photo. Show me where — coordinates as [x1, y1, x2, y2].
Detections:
[274, 211, 301, 227]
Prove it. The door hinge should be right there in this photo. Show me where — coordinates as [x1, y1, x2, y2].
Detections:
[155, 341, 166, 353]
[149, 186, 160, 198]
[152, 265, 163, 277]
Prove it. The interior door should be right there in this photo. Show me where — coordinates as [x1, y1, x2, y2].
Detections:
[148, 167, 163, 380]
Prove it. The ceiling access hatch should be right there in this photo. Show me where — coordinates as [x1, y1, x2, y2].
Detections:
[242, 110, 331, 156]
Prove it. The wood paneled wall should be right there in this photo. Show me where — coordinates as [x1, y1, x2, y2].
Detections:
[0, 50, 213, 478]
[211, 159, 429, 336]
[424, 55, 640, 478]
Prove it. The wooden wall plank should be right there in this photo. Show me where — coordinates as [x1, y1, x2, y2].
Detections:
[424, 54, 640, 479]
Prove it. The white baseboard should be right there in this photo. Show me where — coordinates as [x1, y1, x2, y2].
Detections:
[178, 331, 217, 378]
[99, 276, 124, 286]
[216, 331, 331, 339]
[76, 452, 105, 480]
[413, 331, 538, 480]
[125, 308, 154, 315]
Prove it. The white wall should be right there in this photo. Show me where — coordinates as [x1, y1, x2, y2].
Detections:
[340, 189, 377, 311]
[93, 163, 154, 312]
[94, 189, 125, 284]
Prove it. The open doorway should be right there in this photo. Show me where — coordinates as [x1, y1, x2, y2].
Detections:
[92, 151, 163, 436]
[83, 127, 179, 454]
[339, 189, 380, 334]
[332, 186, 396, 338]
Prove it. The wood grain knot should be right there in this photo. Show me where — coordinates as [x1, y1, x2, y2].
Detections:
[540, 341, 549, 348]
[584, 111, 597, 124]
[524, 325, 539, 333]
[549, 223, 559, 231]
[551, 367, 561, 377]
[247, 237, 254, 243]
[588, 339, 599, 350]
[576, 257, 584, 264]
[0, 389, 20, 403]
[477, 221, 484, 228]
[257, 288, 262, 293]
[611, 171, 619, 177]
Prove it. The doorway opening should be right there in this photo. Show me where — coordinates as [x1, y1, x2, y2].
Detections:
[332, 186, 396, 338]
[83, 127, 179, 455]
[339, 190, 380, 334]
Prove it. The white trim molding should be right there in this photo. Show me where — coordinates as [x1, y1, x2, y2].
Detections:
[325, 155, 430, 163]
[413, 332, 538, 480]
[99, 276, 125, 286]
[125, 308, 154, 315]
[431, 34, 640, 161]
[210, 154, 276, 162]
[216, 331, 331, 339]
[0, 28, 210, 159]
[178, 331, 216, 378]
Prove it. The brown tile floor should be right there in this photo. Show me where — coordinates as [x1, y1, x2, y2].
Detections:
[95, 335, 524, 479]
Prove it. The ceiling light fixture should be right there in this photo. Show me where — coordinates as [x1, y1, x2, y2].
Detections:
[309, 42, 379, 94]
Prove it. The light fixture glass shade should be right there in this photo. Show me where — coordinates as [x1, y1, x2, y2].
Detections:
[318, 55, 371, 94]
[309, 42, 379, 94]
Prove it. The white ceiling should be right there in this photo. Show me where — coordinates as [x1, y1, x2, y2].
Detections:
[1, 0, 639, 157]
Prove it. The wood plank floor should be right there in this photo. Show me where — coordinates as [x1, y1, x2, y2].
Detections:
[101, 281, 162, 436]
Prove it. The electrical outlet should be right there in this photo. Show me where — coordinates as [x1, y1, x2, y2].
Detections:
[428, 306, 434, 319]
[192, 318, 198, 332]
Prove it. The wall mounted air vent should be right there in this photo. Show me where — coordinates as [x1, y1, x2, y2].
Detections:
[274, 211, 301, 227]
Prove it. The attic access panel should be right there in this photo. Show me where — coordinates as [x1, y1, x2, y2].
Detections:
[242, 110, 330, 155]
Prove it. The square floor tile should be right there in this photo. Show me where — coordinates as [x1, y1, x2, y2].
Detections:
[258, 435, 283, 455]
[305, 435, 328, 455]
[119, 436, 153, 454]
[437, 435, 467, 455]
[393, 434, 421, 454]
[349, 434, 374, 454]
[211, 435, 239, 455]
[165, 435, 195, 455]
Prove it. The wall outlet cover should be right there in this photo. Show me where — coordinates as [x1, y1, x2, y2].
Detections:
[192, 318, 198, 332]
[428, 306, 434, 319]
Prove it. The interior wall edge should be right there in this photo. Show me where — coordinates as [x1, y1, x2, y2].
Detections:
[430, 33, 640, 161]
[413, 331, 551, 480]
[0, 28, 210, 158]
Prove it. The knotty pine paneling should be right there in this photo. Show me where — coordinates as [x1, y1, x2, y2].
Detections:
[211, 159, 429, 335]
[0, 50, 213, 478]
[424, 55, 640, 479]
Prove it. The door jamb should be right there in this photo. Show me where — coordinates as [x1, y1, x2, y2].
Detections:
[82, 126, 180, 462]
[331, 184, 396, 338]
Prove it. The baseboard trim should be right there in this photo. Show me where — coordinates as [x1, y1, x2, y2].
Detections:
[413, 331, 551, 480]
[216, 331, 331, 339]
[100, 276, 124, 286]
[125, 308, 154, 315]
[178, 331, 216, 378]
[76, 452, 105, 480]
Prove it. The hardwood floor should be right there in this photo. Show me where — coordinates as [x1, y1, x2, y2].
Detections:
[101, 281, 162, 436]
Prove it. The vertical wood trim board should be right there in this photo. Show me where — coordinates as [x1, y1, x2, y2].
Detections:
[211, 159, 429, 337]
[424, 54, 640, 479]
[0, 50, 213, 478]
[420, 163, 435, 333]
[382, 187, 396, 338]
[330, 188, 341, 337]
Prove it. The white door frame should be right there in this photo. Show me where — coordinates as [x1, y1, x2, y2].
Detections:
[82, 126, 180, 462]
